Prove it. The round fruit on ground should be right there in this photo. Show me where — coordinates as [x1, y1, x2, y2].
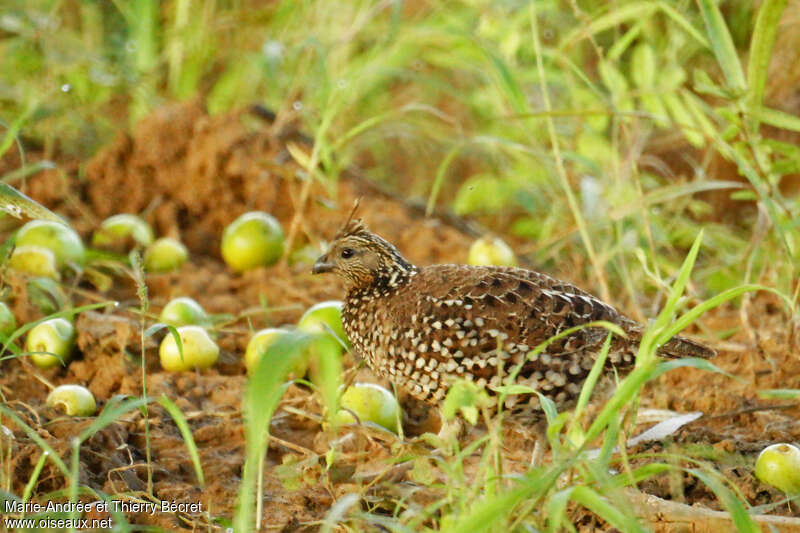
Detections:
[159, 325, 220, 372]
[46, 384, 97, 416]
[755, 443, 800, 494]
[92, 214, 154, 250]
[144, 237, 189, 273]
[244, 327, 308, 379]
[467, 236, 517, 267]
[16, 219, 85, 268]
[26, 317, 77, 369]
[159, 297, 209, 327]
[9, 245, 61, 280]
[221, 211, 285, 272]
[297, 300, 349, 348]
[332, 382, 401, 433]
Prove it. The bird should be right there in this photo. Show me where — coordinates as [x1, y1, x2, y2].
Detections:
[311, 217, 715, 416]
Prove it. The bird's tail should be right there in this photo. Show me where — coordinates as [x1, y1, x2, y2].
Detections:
[657, 335, 716, 359]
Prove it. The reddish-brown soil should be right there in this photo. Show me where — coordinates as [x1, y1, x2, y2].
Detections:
[1, 102, 799, 531]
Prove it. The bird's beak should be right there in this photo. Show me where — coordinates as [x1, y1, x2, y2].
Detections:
[312, 255, 334, 274]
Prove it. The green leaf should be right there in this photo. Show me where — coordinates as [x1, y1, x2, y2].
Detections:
[689, 468, 759, 532]
[746, 0, 789, 116]
[0, 183, 65, 223]
[663, 92, 703, 147]
[571, 486, 648, 532]
[758, 389, 800, 399]
[631, 43, 656, 89]
[750, 107, 800, 133]
[443, 380, 483, 422]
[234, 331, 310, 532]
[696, 0, 747, 92]
[568, 332, 612, 446]
[642, 230, 704, 358]
[546, 487, 575, 533]
[561, 2, 657, 48]
[491, 384, 538, 396]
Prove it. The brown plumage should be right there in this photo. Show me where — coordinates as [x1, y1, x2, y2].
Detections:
[312, 219, 715, 411]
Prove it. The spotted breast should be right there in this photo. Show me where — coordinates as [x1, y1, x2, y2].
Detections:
[312, 218, 715, 410]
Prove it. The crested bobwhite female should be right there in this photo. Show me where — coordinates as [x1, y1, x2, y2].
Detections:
[312, 218, 714, 411]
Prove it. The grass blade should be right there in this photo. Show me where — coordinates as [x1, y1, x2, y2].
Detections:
[158, 395, 205, 486]
[571, 486, 648, 533]
[696, 0, 746, 92]
[746, 0, 789, 116]
[234, 331, 311, 532]
[0, 404, 68, 475]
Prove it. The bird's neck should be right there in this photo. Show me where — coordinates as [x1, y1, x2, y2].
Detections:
[348, 259, 419, 299]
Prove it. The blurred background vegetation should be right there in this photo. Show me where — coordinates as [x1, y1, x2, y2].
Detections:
[1, 0, 799, 314]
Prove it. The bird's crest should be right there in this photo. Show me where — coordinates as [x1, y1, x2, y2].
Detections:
[333, 198, 370, 240]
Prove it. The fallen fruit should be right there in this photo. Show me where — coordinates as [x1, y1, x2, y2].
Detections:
[297, 300, 349, 348]
[46, 384, 97, 416]
[8, 245, 60, 279]
[245, 327, 308, 379]
[160, 297, 209, 327]
[27, 317, 76, 368]
[144, 237, 188, 273]
[92, 214, 154, 250]
[16, 219, 85, 268]
[159, 325, 219, 372]
[333, 382, 401, 433]
[0, 302, 16, 338]
[467, 236, 517, 267]
[221, 211, 284, 272]
[755, 443, 800, 494]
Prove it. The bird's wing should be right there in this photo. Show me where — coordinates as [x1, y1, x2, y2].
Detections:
[411, 265, 632, 354]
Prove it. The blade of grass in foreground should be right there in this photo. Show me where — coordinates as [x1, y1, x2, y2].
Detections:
[157, 395, 205, 486]
[0, 404, 68, 476]
[234, 331, 312, 532]
[745, 0, 789, 121]
[639, 230, 704, 363]
[439, 463, 568, 533]
[696, 0, 746, 92]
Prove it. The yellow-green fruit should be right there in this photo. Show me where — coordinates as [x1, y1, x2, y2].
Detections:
[0, 302, 16, 337]
[26, 317, 76, 369]
[245, 328, 308, 379]
[92, 214, 154, 250]
[755, 443, 800, 493]
[144, 237, 188, 273]
[333, 383, 401, 433]
[297, 301, 349, 348]
[46, 384, 97, 416]
[160, 297, 208, 327]
[159, 325, 219, 372]
[16, 220, 85, 267]
[467, 236, 517, 267]
[221, 211, 284, 272]
[9, 245, 60, 280]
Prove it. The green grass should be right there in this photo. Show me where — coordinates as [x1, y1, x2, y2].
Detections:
[1, 0, 800, 530]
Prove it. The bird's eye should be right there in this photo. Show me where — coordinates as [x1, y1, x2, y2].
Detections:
[341, 248, 354, 259]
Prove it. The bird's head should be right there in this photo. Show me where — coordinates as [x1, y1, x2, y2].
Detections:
[312, 219, 415, 290]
